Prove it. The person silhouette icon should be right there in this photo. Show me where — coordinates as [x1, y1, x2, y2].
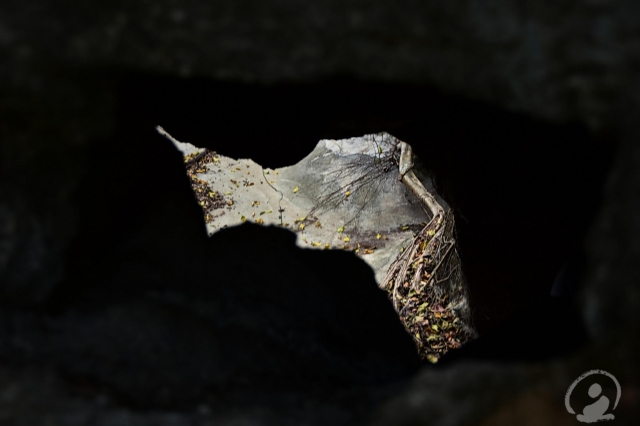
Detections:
[576, 383, 615, 423]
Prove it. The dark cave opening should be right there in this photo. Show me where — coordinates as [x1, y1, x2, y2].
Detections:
[56, 71, 616, 364]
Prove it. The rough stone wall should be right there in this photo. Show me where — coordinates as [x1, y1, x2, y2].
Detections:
[3, 0, 638, 308]
[2, 0, 638, 128]
[581, 77, 640, 339]
[1, 0, 639, 424]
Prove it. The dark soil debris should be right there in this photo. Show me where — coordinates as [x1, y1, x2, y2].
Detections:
[383, 212, 474, 362]
[185, 150, 228, 223]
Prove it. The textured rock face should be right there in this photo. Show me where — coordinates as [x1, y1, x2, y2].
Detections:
[0, 132, 637, 425]
[581, 86, 640, 339]
[1, 129, 637, 425]
[3, 0, 638, 128]
[371, 128, 640, 422]
[1, 0, 639, 425]
[167, 131, 445, 285]
[0, 136, 421, 425]
[3, 0, 638, 311]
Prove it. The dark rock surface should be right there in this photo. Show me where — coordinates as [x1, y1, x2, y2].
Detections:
[372, 100, 640, 426]
[1, 135, 420, 425]
[1, 0, 639, 425]
[3, 0, 638, 128]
